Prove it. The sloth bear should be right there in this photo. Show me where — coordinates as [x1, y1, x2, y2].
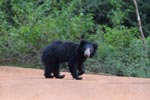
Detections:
[41, 40, 97, 80]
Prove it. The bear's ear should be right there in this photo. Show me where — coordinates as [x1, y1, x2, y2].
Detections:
[93, 43, 98, 50]
[79, 40, 87, 46]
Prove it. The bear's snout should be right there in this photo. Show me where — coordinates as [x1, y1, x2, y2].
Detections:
[84, 48, 91, 58]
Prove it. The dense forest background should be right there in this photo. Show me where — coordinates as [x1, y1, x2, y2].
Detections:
[0, 0, 150, 77]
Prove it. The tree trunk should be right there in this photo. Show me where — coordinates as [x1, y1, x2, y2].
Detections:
[133, 0, 146, 45]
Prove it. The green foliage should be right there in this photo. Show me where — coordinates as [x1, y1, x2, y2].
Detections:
[86, 26, 150, 77]
[104, 26, 138, 48]
[0, 0, 94, 64]
[0, 0, 150, 78]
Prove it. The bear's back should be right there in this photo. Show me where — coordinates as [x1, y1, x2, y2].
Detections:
[42, 40, 78, 63]
[52, 41, 78, 62]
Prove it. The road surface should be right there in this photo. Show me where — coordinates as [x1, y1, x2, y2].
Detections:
[0, 66, 150, 100]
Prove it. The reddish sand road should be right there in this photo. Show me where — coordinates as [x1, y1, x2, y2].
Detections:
[0, 66, 150, 100]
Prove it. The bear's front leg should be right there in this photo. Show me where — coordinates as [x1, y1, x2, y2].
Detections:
[78, 63, 85, 76]
[68, 63, 82, 80]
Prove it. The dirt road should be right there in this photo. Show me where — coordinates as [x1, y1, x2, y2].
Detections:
[0, 66, 150, 100]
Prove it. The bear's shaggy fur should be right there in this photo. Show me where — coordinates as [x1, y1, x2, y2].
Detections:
[41, 40, 97, 80]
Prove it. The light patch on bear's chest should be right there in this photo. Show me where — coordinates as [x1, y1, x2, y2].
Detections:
[84, 48, 91, 58]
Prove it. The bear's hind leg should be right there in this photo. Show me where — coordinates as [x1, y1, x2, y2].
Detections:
[53, 63, 65, 79]
[44, 63, 54, 78]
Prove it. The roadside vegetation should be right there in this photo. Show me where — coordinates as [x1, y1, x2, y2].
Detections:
[0, 0, 150, 77]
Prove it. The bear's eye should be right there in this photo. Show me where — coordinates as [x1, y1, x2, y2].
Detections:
[90, 48, 93, 52]
[86, 45, 94, 51]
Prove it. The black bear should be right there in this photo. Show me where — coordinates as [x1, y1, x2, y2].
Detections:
[41, 40, 97, 80]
